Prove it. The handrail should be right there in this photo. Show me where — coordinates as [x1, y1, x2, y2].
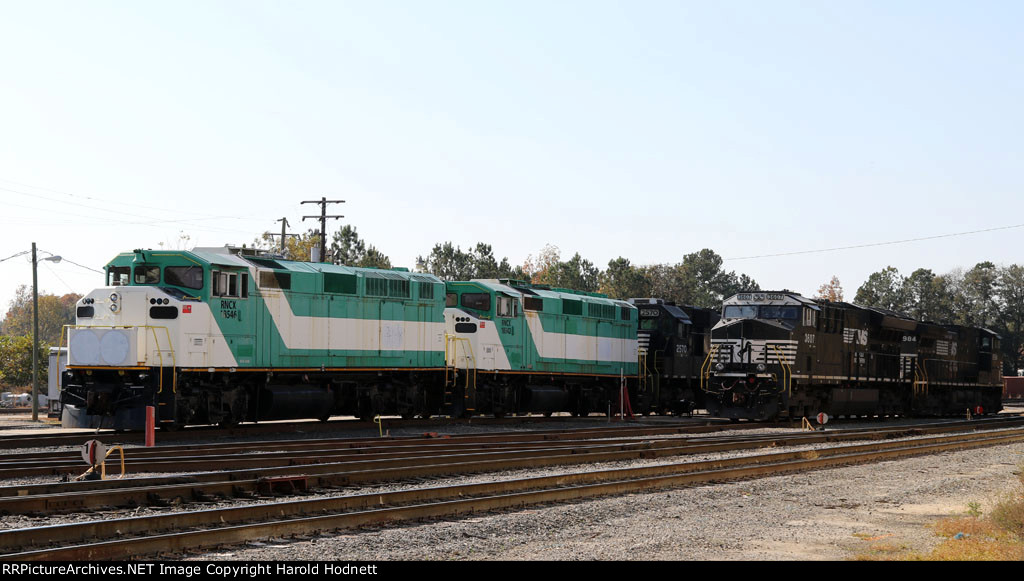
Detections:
[699, 343, 721, 392]
[915, 358, 930, 397]
[443, 333, 477, 407]
[771, 344, 792, 397]
[637, 351, 648, 397]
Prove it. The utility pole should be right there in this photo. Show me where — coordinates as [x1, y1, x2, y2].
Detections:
[267, 217, 298, 253]
[31, 243, 38, 422]
[29, 245, 63, 422]
[302, 197, 344, 263]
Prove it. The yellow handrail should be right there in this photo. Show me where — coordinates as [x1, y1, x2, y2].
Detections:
[914, 358, 929, 397]
[771, 344, 792, 397]
[699, 343, 721, 392]
[443, 333, 477, 395]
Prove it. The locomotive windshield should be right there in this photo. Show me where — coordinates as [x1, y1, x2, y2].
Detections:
[724, 305, 800, 320]
[723, 305, 757, 319]
[134, 266, 160, 285]
[108, 266, 130, 286]
[759, 306, 800, 320]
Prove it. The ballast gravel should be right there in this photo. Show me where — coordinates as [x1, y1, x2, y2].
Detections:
[188, 440, 1023, 561]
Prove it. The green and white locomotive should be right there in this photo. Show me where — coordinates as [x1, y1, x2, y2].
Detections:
[444, 280, 638, 418]
[61, 247, 642, 429]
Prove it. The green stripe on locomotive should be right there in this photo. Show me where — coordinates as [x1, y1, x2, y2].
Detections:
[445, 280, 638, 376]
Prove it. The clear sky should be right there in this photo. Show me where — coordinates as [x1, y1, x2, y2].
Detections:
[1, 0, 1022, 315]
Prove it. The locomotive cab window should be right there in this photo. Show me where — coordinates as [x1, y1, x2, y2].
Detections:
[446, 292, 458, 307]
[803, 308, 817, 327]
[134, 266, 160, 285]
[724, 305, 757, 319]
[760, 306, 800, 320]
[108, 266, 130, 286]
[496, 296, 517, 318]
[461, 292, 491, 313]
[213, 271, 248, 298]
[165, 266, 204, 290]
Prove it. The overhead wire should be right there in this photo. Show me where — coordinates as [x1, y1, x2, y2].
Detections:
[0, 179, 283, 237]
[725, 223, 1024, 261]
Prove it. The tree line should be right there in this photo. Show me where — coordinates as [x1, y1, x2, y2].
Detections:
[255, 226, 763, 308]
[850, 263, 1024, 376]
[0, 286, 81, 391]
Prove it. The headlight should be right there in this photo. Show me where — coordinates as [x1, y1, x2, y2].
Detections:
[109, 293, 119, 302]
[715, 363, 725, 371]
[110, 303, 120, 313]
[757, 363, 767, 372]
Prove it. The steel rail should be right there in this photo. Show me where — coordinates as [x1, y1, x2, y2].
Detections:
[4, 428, 1024, 561]
[1, 423, 1022, 516]
[0, 418, 773, 451]
[5, 416, 1024, 481]
[4, 417, 1024, 492]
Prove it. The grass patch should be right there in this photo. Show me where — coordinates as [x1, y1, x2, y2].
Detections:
[858, 461, 1024, 561]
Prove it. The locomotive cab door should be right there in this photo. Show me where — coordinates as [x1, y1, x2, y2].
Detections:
[978, 334, 993, 373]
[495, 294, 523, 370]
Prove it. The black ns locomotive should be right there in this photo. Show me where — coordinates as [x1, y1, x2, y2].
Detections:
[630, 298, 720, 415]
[703, 291, 1003, 421]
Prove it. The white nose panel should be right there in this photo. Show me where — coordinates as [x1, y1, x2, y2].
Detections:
[100, 331, 131, 365]
[69, 327, 139, 367]
[69, 330, 101, 365]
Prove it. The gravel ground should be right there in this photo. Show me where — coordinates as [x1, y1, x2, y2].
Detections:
[186, 440, 1024, 561]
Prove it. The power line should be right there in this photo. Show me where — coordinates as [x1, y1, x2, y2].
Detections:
[0, 249, 103, 274]
[725, 223, 1024, 261]
[0, 177, 266, 221]
[0, 251, 30, 263]
[0, 181, 274, 237]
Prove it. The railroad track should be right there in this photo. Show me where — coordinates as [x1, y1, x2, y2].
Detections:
[0, 413, 737, 450]
[0, 423, 774, 479]
[3, 426, 1023, 561]
[2, 416, 1024, 516]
